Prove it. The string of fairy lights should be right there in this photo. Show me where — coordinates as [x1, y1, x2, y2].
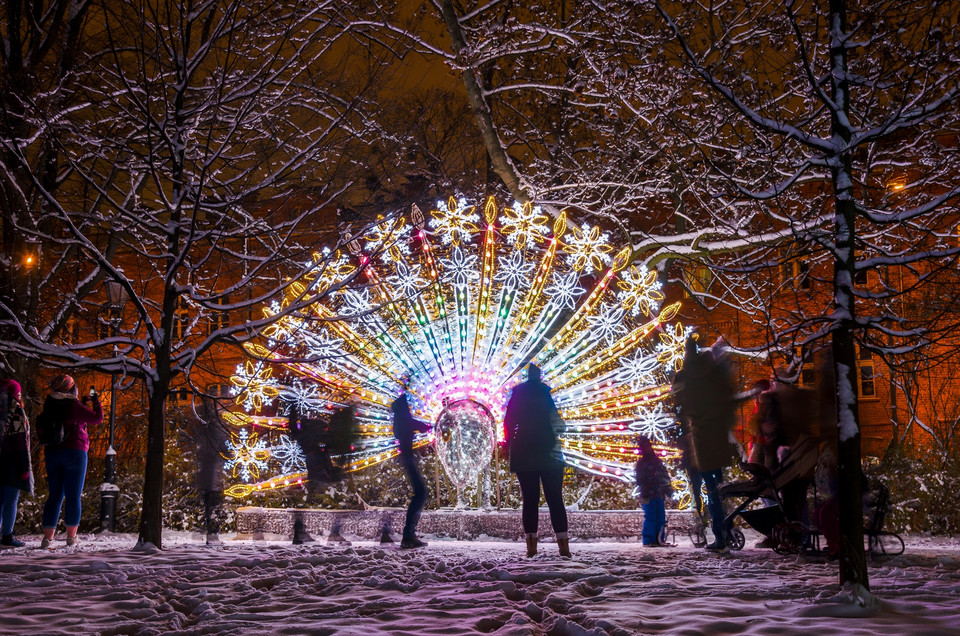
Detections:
[222, 196, 690, 502]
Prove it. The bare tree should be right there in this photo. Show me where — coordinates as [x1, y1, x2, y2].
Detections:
[380, 1, 960, 596]
[643, 0, 960, 596]
[0, 0, 395, 548]
[0, 0, 95, 393]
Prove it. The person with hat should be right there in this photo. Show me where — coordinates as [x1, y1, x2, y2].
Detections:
[634, 435, 674, 547]
[0, 379, 33, 548]
[672, 337, 738, 553]
[39, 375, 103, 548]
[503, 364, 571, 558]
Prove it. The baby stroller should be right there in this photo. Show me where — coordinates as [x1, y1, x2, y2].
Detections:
[718, 435, 821, 553]
[685, 479, 748, 550]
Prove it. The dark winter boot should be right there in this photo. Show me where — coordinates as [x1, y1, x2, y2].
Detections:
[556, 532, 572, 558]
[400, 535, 427, 549]
[525, 533, 538, 558]
[325, 521, 350, 546]
[1, 534, 24, 548]
[292, 518, 316, 545]
[379, 522, 395, 544]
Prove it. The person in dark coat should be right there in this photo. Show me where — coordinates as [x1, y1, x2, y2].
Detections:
[672, 337, 737, 552]
[326, 402, 358, 475]
[392, 375, 431, 549]
[196, 396, 229, 544]
[676, 419, 702, 517]
[503, 364, 570, 558]
[0, 379, 33, 548]
[40, 374, 103, 548]
[635, 436, 673, 546]
[288, 407, 331, 492]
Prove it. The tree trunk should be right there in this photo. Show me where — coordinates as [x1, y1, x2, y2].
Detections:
[137, 386, 168, 548]
[829, 0, 869, 595]
[439, 0, 531, 204]
[832, 323, 868, 592]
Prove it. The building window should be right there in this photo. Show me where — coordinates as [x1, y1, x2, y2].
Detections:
[173, 298, 190, 341]
[683, 262, 713, 297]
[65, 317, 81, 343]
[206, 383, 232, 399]
[209, 295, 230, 334]
[781, 260, 810, 289]
[169, 387, 191, 406]
[796, 348, 815, 387]
[858, 347, 876, 398]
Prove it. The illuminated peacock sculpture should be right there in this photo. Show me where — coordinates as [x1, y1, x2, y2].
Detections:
[223, 197, 689, 505]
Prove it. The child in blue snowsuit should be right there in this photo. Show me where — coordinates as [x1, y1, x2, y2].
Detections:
[635, 436, 673, 546]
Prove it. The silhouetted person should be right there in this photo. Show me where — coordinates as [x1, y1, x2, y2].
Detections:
[769, 379, 816, 527]
[504, 364, 570, 558]
[0, 379, 33, 547]
[288, 408, 331, 495]
[392, 375, 430, 549]
[672, 337, 737, 552]
[676, 419, 703, 517]
[197, 396, 229, 544]
[326, 402, 358, 477]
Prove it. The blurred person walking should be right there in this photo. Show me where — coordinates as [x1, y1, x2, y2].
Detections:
[197, 396, 229, 545]
[504, 364, 570, 558]
[38, 375, 103, 548]
[392, 374, 431, 549]
[672, 337, 737, 553]
[0, 379, 33, 548]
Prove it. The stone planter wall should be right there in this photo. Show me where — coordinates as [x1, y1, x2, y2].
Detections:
[236, 507, 700, 542]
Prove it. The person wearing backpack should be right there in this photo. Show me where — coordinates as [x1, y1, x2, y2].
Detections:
[39, 375, 102, 548]
[0, 379, 33, 548]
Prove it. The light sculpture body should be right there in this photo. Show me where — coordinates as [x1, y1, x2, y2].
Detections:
[224, 197, 688, 502]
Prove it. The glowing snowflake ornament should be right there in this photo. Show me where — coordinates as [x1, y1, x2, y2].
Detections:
[545, 271, 587, 311]
[225, 429, 270, 482]
[494, 251, 535, 291]
[617, 266, 664, 317]
[440, 247, 480, 287]
[616, 351, 660, 390]
[429, 197, 479, 246]
[565, 222, 612, 273]
[269, 434, 308, 474]
[230, 360, 279, 413]
[501, 201, 550, 249]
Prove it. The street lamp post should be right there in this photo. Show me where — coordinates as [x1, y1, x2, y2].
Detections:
[99, 279, 127, 532]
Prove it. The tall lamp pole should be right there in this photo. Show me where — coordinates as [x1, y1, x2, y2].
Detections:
[99, 280, 127, 532]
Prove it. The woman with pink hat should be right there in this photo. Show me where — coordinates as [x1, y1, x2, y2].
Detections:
[38, 375, 103, 548]
[0, 379, 33, 548]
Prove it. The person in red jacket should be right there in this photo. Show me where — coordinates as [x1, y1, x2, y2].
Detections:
[39, 375, 103, 548]
[1, 379, 33, 548]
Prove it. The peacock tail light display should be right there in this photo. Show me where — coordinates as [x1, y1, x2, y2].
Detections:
[223, 197, 690, 505]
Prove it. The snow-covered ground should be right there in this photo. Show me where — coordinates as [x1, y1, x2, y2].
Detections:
[1, 531, 959, 635]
